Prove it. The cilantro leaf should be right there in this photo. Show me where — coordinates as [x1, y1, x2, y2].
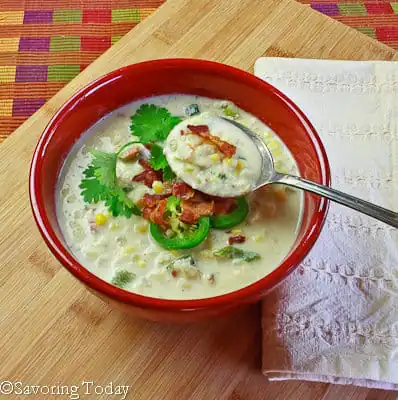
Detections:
[213, 246, 260, 262]
[90, 149, 117, 188]
[149, 144, 176, 182]
[79, 150, 141, 218]
[149, 144, 168, 170]
[104, 188, 141, 218]
[79, 177, 109, 203]
[162, 165, 175, 181]
[130, 104, 181, 144]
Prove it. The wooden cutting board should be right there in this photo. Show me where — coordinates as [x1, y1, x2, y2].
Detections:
[0, 0, 397, 399]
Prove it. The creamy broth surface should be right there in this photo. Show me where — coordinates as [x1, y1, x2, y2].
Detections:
[57, 94, 302, 299]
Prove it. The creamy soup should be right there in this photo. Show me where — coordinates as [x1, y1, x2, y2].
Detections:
[57, 95, 302, 300]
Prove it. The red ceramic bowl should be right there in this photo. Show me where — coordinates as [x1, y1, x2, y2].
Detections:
[29, 59, 330, 322]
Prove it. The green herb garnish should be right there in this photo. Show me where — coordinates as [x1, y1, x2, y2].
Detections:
[166, 254, 196, 271]
[80, 150, 141, 218]
[111, 270, 136, 288]
[213, 246, 260, 262]
[130, 104, 181, 144]
[149, 143, 176, 182]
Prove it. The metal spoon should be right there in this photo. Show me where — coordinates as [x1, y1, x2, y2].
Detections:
[223, 118, 398, 228]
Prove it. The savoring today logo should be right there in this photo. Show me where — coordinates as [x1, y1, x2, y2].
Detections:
[0, 380, 130, 399]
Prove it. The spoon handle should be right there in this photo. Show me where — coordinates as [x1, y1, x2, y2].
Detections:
[274, 173, 398, 228]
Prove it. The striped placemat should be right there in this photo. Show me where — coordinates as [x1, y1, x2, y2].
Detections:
[0, 0, 397, 143]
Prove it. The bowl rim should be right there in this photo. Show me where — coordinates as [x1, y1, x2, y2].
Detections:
[29, 58, 330, 311]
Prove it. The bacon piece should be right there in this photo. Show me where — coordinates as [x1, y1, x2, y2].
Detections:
[187, 125, 236, 157]
[133, 159, 163, 188]
[133, 170, 161, 188]
[228, 235, 246, 245]
[213, 198, 237, 215]
[180, 208, 197, 224]
[141, 198, 168, 230]
[151, 199, 168, 229]
[138, 193, 169, 208]
[172, 182, 195, 200]
[119, 147, 140, 161]
[180, 199, 214, 223]
[139, 159, 151, 170]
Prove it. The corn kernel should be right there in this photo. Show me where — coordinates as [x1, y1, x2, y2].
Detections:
[123, 246, 137, 255]
[152, 180, 164, 194]
[182, 282, 192, 289]
[137, 260, 146, 268]
[169, 250, 180, 257]
[132, 254, 141, 263]
[134, 223, 148, 233]
[210, 153, 220, 163]
[110, 222, 120, 231]
[252, 235, 264, 242]
[236, 160, 244, 171]
[95, 213, 107, 225]
[231, 229, 241, 235]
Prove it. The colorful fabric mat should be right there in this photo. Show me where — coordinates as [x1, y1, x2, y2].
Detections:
[0, 0, 397, 142]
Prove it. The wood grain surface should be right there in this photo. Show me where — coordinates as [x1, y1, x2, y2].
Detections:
[0, 0, 397, 399]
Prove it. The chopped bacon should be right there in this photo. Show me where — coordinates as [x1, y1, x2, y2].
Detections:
[180, 199, 214, 223]
[151, 199, 168, 228]
[187, 125, 209, 134]
[142, 198, 168, 230]
[138, 193, 169, 208]
[228, 235, 246, 245]
[139, 159, 151, 170]
[133, 159, 163, 188]
[213, 198, 237, 215]
[119, 147, 140, 161]
[187, 125, 236, 157]
[133, 170, 161, 188]
[180, 208, 197, 224]
[172, 182, 195, 200]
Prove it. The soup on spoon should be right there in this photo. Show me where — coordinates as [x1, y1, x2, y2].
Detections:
[164, 113, 263, 197]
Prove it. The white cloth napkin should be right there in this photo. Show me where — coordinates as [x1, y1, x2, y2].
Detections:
[255, 58, 398, 390]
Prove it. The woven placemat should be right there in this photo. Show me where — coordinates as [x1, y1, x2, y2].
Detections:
[0, 0, 396, 142]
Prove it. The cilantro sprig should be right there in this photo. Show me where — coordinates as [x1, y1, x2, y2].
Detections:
[80, 150, 140, 218]
[130, 104, 181, 144]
